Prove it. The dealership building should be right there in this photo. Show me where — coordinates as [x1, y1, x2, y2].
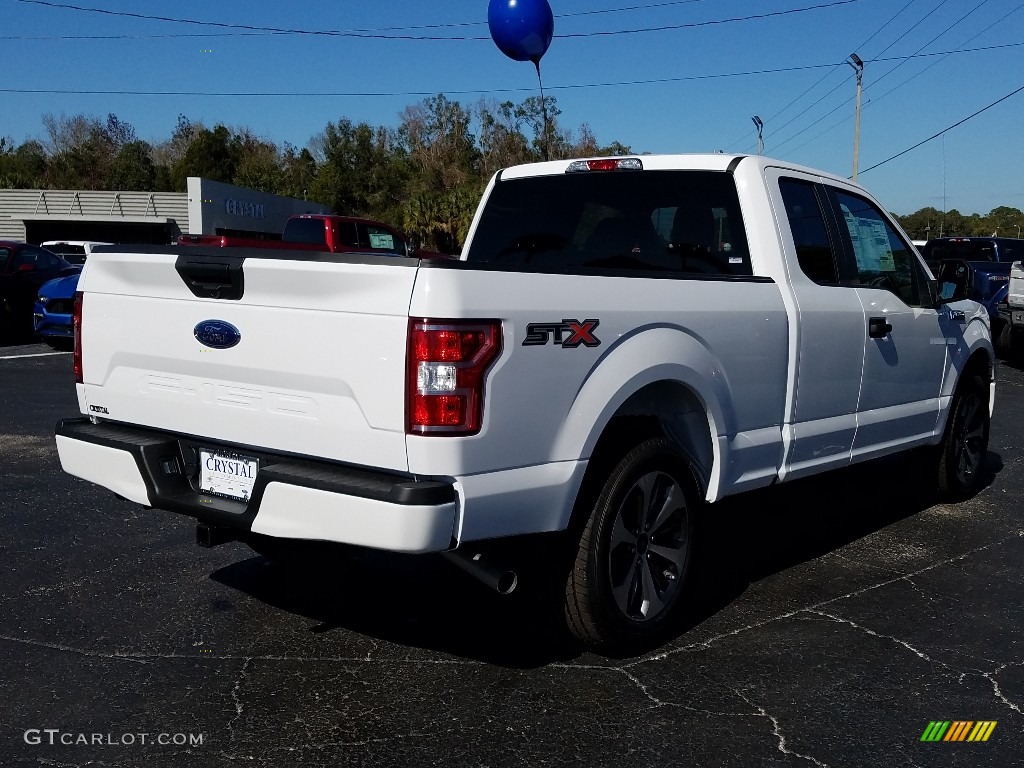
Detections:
[0, 178, 328, 244]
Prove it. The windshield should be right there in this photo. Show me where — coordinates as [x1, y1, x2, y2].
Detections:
[45, 244, 87, 265]
[925, 241, 995, 264]
[466, 170, 753, 277]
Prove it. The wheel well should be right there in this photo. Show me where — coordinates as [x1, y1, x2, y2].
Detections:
[961, 349, 993, 392]
[569, 380, 713, 533]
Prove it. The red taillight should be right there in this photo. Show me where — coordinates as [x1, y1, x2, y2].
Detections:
[566, 158, 644, 173]
[407, 319, 502, 435]
[72, 291, 83, 384]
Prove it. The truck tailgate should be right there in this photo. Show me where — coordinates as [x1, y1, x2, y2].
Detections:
[78, 249, 417, 472]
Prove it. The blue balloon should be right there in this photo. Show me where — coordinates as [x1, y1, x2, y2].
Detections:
[487, 0, 554, 64]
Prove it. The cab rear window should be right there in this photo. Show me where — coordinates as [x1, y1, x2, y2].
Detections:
[282, 218, 327, 246]
[466, 170, 752, 277]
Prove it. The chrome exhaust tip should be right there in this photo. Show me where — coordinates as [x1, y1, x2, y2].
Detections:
[442, 550, 518, 595]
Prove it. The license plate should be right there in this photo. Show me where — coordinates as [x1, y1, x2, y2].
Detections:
[1013, 310, 1024, 326]
[199, 450, 258, 502]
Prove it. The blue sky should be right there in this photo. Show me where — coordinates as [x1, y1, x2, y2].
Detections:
[3, 0, 1023, 216]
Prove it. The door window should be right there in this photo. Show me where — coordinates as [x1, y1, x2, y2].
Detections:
[333, 221, 359, 248]
[779, 178, 839, 285]
[360, 224, 405, 255]
[830, 189, 929, 307]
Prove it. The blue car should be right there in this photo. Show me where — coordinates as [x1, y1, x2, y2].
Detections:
[34, 273, 80, 350]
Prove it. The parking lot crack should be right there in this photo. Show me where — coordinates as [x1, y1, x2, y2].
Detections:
[804, 609, 962, 674]
[984, 664, 1024, 717]
[630, 531, 1024, 666]
[614, 667, 666, 708]
[226, 657, 252, 745]
[0, 634, 151, 664]
[733, 688, 829, 767]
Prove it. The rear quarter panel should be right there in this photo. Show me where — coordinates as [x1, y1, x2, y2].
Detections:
[406, 266, 790, 495]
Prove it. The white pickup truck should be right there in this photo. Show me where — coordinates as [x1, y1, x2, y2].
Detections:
[999, 259, 1024, 362]
[55, 154, 994, 650]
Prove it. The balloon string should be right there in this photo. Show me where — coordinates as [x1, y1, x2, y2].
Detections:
[534, 60, 549, 162]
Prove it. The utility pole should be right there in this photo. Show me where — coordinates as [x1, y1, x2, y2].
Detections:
[848, 53, 864, 181]
[751, 115, 764, 156]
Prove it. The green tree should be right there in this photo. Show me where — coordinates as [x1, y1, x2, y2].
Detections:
[477, 99, 533, 179]
[979, 206, 1024, 237]
[109, 140, 156, 190]
[310, 118, 408, 222]
[278, 144, 318, 200]
[0, 139, 47, 187]
[171, 125, 240, 190]
[232, 130, 283, 194]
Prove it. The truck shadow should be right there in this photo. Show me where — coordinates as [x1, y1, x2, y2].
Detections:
[209, 450, 1001, 668]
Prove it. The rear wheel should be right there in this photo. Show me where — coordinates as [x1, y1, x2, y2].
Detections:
[936, 374, 990, 500]
[565, 438, 696, 651]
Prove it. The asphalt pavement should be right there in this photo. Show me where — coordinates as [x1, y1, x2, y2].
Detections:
[1, 341, 1022, 767]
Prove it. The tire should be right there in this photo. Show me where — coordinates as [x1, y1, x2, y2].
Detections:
[564, 437, 697, 651]
[1008, 326, 1024, 368]
[936, 374, 990, 500]
[994, 319, 1011, 360]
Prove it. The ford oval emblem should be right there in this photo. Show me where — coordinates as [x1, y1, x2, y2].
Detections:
[194, 320, 241, 349]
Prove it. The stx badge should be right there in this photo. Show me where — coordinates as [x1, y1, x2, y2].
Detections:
[523, 319, 601, 348]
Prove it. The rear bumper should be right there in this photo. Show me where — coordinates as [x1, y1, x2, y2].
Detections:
[54, 418, 458, 553]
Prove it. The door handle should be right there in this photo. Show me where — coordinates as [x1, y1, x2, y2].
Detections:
[868, 317, 892, 338]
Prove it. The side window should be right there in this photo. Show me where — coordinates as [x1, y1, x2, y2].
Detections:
[779, 178, 839, 285]
[333, 221, 359, 248]
[11, 247, 39, 270]
[37, 250, 61, 270]
[830, 189, 927, 307]
[361, 224, 404, 255]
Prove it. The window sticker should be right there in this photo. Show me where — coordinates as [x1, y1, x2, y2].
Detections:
[368, 232, 395, 250]
[842, 207, 895, 272]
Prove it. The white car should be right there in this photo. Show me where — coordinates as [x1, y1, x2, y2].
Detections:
[40, 240, 112, 266]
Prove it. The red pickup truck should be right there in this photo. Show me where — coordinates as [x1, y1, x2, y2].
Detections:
[178, 214, 451, 259]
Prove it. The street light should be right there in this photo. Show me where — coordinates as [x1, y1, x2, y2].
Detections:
[848, 53, 864, 180]
[1017, 224, 1021, 238]
[751, 115, 764, 156]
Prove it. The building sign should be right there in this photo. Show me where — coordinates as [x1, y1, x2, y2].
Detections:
[224, 199, 266, 220]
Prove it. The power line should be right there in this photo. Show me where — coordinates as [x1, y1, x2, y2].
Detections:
[726, 0, 919, 153]
[765, 0, 953, 153]
[9, 0, 709, 37]
[1, 43, 1018, 100]
[858, 84, 1024, 175]
[870, 0, 991, 90]
[777, 5, 1024, 157]
[12, 0, 862, 41]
